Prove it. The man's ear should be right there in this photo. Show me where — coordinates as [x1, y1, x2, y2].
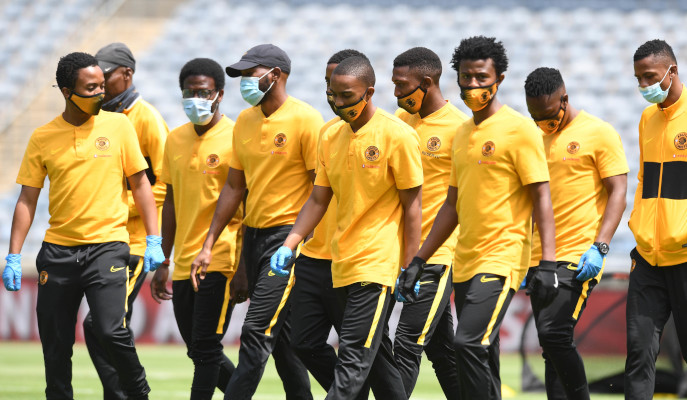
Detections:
[61, 87, 71, 99]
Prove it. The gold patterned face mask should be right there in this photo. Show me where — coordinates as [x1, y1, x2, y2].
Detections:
[459, 81, 498, 111]
[535, 106, 566, 135]
[336, 94, 368, 123]
[69, 91, 105, 115]
[326, 91, 337, 115]
[396, 85, 426, 114]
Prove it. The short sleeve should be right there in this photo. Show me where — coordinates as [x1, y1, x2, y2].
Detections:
[595, 124, 630, 179]
[301, 110, 324, 171]
[314, 134, 331, 188]
[229, 123, 244, 170]
[121, 118, 148, 177]
[160, 139, 172, 185]
[16, 133, 47, 188]
[512, 122, 550, 186]
[390, 126, 423, 190]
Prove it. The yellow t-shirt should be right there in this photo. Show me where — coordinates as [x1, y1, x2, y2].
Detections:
[161, 116, 243, 281]
[396, 101, 468, 266]
[230, 96, 323, 228]
[123, 98, 169, 257]
[16, 112, 148, 246]
[450, 105, 549, 286]
[301, 116, 343, 260]
[315, 108, 423, 288]
[531, 111, 629, 266]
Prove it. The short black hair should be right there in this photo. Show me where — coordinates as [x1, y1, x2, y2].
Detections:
[450, 36, 509, 76]
[56, 52, 99, 90]
[327, 49, 369, 65]
[393, 47, 442, 80]
[634, 39, 677, 64]
[332, 56, 376, 87]
[524, 67, 564, 97]
[179, 58, 225, 90]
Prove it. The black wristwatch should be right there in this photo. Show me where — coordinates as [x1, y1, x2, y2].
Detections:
[593, 242, 609, 255]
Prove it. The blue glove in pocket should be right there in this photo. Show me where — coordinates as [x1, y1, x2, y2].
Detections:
[270, 246, 293, 277]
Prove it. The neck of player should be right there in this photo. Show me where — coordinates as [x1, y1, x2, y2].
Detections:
[350, 102, 377, 133]
[194, 110, 222, 136]
[419, 88, 445, 119]
[659, 76, 683, 109]
[473, 96, 502, 125]
[260, 85, 288, 118]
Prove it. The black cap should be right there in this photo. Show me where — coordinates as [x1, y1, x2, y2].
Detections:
[225, 44, 291, 77]
[95, 42, 136, 73]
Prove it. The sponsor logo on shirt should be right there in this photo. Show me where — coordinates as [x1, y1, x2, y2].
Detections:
[95, 137, 110, 151]
[422, 151, 441, 159]
[567, 141, 580, 154]
[674, 132, 687, 150]
[206, 154, 220, 168]
[427, 136, 441, 151]
[481, 141, 495, 157]
[364, 146, 380, 161]
[39, 271, 48, 285]
[274, 133, 287, 148]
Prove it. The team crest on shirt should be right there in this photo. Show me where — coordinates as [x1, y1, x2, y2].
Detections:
[427, 136, 441, 151]
[95, 137, 110, 151]
[274, 133, 287, 148]
[567, 141, 580, 154]
[206, 154, 220, 168]
[39, 271, 48, 285]
[364, 146, 380, 161]
[674, 133, 687, 150]
[481, 141, 495, 157]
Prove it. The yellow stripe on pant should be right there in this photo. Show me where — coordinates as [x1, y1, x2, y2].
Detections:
[265, 267, 296, 337]
[365, 286, 388, 348]
[417, 266, 450, 346]
[216, 276, 232, 334]
[481, 275, 512, 346]
[572, 258, 605, 320]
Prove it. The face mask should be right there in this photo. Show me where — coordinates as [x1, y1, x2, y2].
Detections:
[240, 68, 274, 106]
[69, 91, 105, 115]
[397, 85, 426, 114]
[639, 65, 673, 104]
[535, 105, 566, 135]
[459, 81, 498, 111]
[326, 91, 337, 115]
[336, 93, 368, 123]
[182, 91, 219, 125]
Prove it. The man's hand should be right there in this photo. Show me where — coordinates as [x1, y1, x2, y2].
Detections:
[270, 246, 293, 277]
[144, 235, 165, 273]
[526, 260, 558, 306]
[394, 270, 420, 302]
[3, 254, 22, 291]
[230, 256, 249, 305]
[190, 247, 212, 292]
[150, 264, 172, 304]
[397, 256, 425, 303]
[576, 245, 604, 281]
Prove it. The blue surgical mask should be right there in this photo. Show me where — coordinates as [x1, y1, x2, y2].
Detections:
[240, 68, 275, 106]
[182, 91, 218, 125]
[639, 65, 673, 104]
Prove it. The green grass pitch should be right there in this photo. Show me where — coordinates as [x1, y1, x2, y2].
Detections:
[0, 342, 630, 399]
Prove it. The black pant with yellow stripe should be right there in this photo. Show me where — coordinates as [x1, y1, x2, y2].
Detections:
[453, 273, 515, 400]
[394, 264, 459, 399]
[528, 262, 598, 400]
[173, 273, 235, 400]
[37, 241, 150, 399]
[224, 225, 311, 400]
[84, 254, 148, 400]
[326, 282, 407, 400]
[625, 249, 687, 400]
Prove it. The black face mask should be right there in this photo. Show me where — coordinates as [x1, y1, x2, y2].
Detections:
[69, 90, 105, 115]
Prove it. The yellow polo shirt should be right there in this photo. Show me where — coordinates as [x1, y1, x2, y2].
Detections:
[315, 108, 423, 288]
[531, 111, 629, 265]
[230, 96, 323, 228]
[161, 116, 243, 281]
[396, 101, 468, 266]
[17, 112, 148, 246]
[450, 105, 549, 286]
[301, 116, 343, 260]
[123, 98, 169, 257]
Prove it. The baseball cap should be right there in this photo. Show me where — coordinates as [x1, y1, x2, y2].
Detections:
[95, 42, 136, 73]
[225, 44, 291, 77]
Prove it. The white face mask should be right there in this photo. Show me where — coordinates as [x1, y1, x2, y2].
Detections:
[182, 91, 219, 125]
[240, 68, 275, 106]
[638, 65, 673, 104]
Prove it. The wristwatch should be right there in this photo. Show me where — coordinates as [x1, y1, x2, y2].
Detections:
[593, 242, 609, 255]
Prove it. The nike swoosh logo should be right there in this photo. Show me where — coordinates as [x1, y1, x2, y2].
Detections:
[268, 270, 275, 277]
[50, 148, 62, 155]
[480, 276, 498, 283]
[242, 138, 252, 144]
[110, 266, 125, 272]
[419, 281, 433, 285]
[361, 282, 370, 286]
[566, 263, 577, 271]
[173, 155, 183, 161]
[330, 151, 338, 158]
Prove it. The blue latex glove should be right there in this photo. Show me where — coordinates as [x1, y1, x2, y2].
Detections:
[520, 275, 527, 290]
[3, 254, 22, 291]
[144, 235, 165, 273]
[394, 269, 420, 302]
[270, 246, 293, 277]
[576, 245, 605, 281]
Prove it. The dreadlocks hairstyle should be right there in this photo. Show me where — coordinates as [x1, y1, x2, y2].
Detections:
[450, 36, 509, 76]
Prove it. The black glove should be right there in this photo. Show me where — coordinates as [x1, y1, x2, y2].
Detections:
[526, 260, 559, 306]
[397, 256, 425, 304]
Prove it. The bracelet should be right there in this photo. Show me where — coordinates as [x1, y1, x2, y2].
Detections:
[161, 258, 171, 266]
